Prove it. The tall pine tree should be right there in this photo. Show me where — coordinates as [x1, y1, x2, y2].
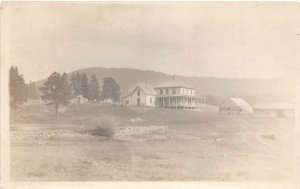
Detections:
[70, 72, 82, 97]
[39, 72, 71, 118]
[101, 77, 120, 102]
[9, 66, 27, 118]
[80, 73, 90, 100]
[88, 74, 100, 102]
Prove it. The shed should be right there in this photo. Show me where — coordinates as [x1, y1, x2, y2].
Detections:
[70, 95, 88, 104]
[219, 97, 253, 115]
[253, 103, 294, 117]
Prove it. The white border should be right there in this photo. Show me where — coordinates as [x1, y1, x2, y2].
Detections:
[0, 1, 299, 189]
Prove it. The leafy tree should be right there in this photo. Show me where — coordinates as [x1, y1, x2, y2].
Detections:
[39, 72, 71, 118]
[70, 72, 82, 97]
[101, 77, 120, 102]
[9, 66, 27, 118]
[88, 74, 100, 102]
[80, 73, 90, 100]
[26, 81, 40, 100]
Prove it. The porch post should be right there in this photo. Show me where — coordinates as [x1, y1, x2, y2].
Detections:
[193, 97, 194, 109]
[175, 97, 177, 109]
[162, 98, 164, 108]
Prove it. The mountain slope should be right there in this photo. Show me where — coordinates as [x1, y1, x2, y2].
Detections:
[36, 67, 295, 104]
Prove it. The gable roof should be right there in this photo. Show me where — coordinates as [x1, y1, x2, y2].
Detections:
[122, 82, 157, 98]
[220, 97, 253, 113]
[154, 77, 194, 89]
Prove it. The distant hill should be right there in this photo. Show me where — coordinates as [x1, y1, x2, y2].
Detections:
[36, 67, 295, 104]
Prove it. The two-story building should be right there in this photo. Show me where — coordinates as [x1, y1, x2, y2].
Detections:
[154, 78, 205, 110]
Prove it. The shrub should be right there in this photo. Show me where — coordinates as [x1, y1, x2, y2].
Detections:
[88, 115, 118, 139]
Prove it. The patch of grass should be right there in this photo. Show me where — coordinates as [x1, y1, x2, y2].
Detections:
[12, 103, 225, 127]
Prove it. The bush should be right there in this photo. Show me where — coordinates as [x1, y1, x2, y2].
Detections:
[88, 115, 118, 139]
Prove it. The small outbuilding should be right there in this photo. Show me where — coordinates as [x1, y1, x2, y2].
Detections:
[253, 103, 294, 118]
[24, 99, 43, 106]
[70, 95, 88, 104]
[103, 98, 114, 104]
[219, 97, 253, 115]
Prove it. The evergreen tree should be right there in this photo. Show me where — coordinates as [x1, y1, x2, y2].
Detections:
[9, 66, 27, 118]
[101, 77, 121, 102]
[80, 73, 90, 100]
[88, 74, 100, 102]
[39, 72, 71, 118]
[70, 72, 82, 97]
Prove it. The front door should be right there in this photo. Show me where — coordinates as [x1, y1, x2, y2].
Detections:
[137, 98, 140, 106]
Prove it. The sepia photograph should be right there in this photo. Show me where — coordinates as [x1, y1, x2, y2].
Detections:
[1, 1, 300, 188]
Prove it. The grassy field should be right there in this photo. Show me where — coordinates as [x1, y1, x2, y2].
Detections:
[10, 103, 295, 181]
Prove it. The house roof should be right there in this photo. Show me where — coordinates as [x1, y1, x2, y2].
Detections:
[122, 82, 157, 98]
[220, 97, 253, 113]
[254, 103, 294, 110]
[154, 78, 194, 89]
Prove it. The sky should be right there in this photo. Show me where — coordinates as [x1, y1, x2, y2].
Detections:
[4, 2, 300, 82]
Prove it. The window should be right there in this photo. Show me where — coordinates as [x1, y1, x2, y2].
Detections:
[137, 88, 140, 96]
[137, 98, 140, 106]
[150, 98, 152, 104]
[160, 89, 163, 95]
[172, 89, 176, 95]
[166, 89, 169, 94]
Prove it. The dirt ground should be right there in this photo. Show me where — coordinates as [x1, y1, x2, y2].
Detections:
[10, 104, 295, 181]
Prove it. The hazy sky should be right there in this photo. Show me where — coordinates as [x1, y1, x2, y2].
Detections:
[5, 2, 300, 82]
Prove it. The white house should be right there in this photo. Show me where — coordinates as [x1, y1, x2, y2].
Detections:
[154, 78, 204, 110]
[219, 97, 253, 115]
[122, 82, 157, 107]
[122, 78, 205, 110]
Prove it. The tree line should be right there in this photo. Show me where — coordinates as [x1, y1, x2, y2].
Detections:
[9, 66, 121, 119]
[39, 72, 121, 117]
[68, 72, 121, 102]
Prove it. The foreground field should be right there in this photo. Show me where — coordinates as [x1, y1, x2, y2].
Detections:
[10, 104, 294, 181]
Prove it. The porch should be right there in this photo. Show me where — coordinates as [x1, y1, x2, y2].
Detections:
[156, 96, 205, 110]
